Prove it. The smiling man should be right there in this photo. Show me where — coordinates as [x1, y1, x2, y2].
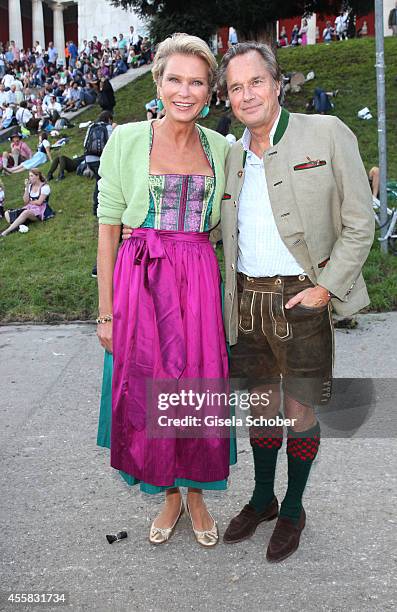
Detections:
[218, 42, 374, 562]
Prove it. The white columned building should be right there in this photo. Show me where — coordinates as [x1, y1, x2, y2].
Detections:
[32, 0, 46, 48]
[8, 0, 24, 48]
[5, 0, 146, 52]
[77, 0, 146, 44]
[52, 1, 66, 60]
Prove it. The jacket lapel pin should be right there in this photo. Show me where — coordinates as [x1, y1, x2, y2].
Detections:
[222, 193, 232, 200]
[294, 156, 327, 171]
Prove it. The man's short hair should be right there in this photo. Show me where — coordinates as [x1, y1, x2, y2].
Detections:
[217, 41, 282, 98]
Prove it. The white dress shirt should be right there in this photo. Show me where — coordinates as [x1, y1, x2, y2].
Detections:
[2, 74, 15, 89]
[237, 109, 304, 277]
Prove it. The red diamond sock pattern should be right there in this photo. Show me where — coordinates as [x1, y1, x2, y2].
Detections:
[250, 413, 284, 448]
[251, 435, 283, 449]
[286, 435, 320, 461]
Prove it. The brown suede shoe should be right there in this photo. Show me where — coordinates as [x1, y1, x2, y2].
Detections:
[266, 508, 306, 563]
[223, 497, 279, 544]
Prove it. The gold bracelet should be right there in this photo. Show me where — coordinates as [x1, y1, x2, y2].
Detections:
[96, 314, 113, 324]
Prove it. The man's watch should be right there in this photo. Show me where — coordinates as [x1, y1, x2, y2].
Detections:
[317, 285, 333, 300]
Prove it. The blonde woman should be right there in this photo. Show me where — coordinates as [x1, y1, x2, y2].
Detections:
[96, 34, 236, 547]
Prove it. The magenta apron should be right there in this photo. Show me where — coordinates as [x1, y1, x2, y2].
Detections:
[110, 228, 230, 487]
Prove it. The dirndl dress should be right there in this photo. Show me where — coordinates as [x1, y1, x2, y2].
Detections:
[97, 132, 236, 493]
[22, 151, 47, 170]
[22, 140, 48, 170]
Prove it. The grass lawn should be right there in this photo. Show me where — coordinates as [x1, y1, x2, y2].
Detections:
[0, 37, 396, 322]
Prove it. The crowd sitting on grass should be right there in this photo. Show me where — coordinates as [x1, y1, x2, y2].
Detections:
[0, 28, 152, 134]
[0, 110, 115, 243]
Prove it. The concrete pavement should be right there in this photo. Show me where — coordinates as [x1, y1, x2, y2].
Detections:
[0, 314, 396, 611]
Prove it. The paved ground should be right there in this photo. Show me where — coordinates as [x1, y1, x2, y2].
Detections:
[109, 65, 152, 93]
[0, 313, 396, 612]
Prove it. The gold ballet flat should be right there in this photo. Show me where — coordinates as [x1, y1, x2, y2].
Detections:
[186, 502, 219, 548]
[149, 498, 184, 545]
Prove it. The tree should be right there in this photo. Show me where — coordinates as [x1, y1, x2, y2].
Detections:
[141, 7, 221, 44]
[110, 0, 221, 43]
[110, 0, 374, 44]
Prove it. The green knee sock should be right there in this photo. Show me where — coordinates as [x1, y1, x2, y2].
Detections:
[279, 422, 321, 523]
[249, 444, 280, 512]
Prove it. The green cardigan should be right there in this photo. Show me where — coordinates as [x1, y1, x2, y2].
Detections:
[97, 120, 230, 228]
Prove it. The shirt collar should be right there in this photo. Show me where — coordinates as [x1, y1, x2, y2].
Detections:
[242, 107, 282, 152]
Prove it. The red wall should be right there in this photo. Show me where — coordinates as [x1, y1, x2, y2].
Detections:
[64, 22, 78, 45]
[22, 15, 32, 50]
[0, 6, 9, 45]
[44, 26, 53, 47]
[217, 26, 229, 55]
[279, 12, 375, 41]
[355, 14, 375, 35]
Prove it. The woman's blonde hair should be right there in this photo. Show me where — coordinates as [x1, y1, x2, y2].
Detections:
[152, 33, 217, 91]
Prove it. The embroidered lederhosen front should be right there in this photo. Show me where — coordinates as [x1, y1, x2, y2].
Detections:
[231, 273, 334, 407]
[238, 276, 292, 341]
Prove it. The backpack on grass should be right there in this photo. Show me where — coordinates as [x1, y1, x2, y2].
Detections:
[84, 122, 109, 157]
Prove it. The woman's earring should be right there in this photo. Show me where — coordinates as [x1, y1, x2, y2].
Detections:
[157, 98, 164, 111]
[199, 104, 210, 118]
